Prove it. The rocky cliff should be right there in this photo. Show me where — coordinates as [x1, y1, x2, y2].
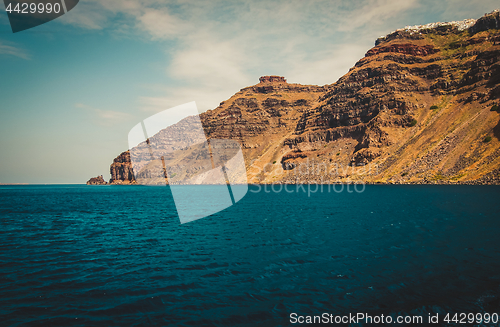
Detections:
[105, 10, 500, 185]
[109, 151, 135, 184]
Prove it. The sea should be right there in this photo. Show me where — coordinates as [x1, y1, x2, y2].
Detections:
[1, 184, 499, 326]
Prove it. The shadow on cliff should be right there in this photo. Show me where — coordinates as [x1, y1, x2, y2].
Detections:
[494, 115, 500, 141]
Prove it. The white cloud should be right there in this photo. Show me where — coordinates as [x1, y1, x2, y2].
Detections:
[61, 0, 500, 114]
[171, 39, 250, 82]
[431, 0, 499, 22]
[0, 41, 30, 60]
[285, 44, 369, 86]
[57, 1, 109, 29]
[76, 103, 134, 126]
[336, 0, 419, 31]
[139, 85, 243, 114]
[137, 8, 188, 39]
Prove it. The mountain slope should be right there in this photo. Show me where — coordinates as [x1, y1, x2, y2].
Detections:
[104, 10, 500, 185]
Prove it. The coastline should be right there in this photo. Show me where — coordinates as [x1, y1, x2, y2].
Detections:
[93, 180, 500, 186]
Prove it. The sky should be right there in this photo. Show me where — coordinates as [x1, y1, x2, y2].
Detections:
[0, 0, 498, 184]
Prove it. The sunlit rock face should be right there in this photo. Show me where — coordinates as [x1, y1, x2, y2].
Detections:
[105, 10, 500, 185]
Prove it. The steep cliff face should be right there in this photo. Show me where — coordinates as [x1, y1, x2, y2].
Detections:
[108, 78, 326, 184]
[109, 151, 135, 184]
[279, 10, 500, 184]
[106, 10, 500, 185]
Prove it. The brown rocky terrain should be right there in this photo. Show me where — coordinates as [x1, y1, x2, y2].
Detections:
[86, 175, 108, 185]
[103, 10, 500, 185]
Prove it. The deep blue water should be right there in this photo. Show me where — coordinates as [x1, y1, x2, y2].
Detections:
[1, 184, 500, 326]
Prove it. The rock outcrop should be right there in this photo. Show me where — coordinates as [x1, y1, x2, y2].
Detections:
[365, 44, 439, 57]
[86, 175, 108, 185]
[259, 76, 287, 83]
[109, 151, 135, 184]
[469, 10, 500, 35]
[98, 10, 500, 185]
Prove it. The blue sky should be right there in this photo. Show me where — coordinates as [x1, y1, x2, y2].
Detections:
[0, 0, 498, 183]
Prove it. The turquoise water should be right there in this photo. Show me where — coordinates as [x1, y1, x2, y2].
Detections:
[1, 185, 499, 326]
